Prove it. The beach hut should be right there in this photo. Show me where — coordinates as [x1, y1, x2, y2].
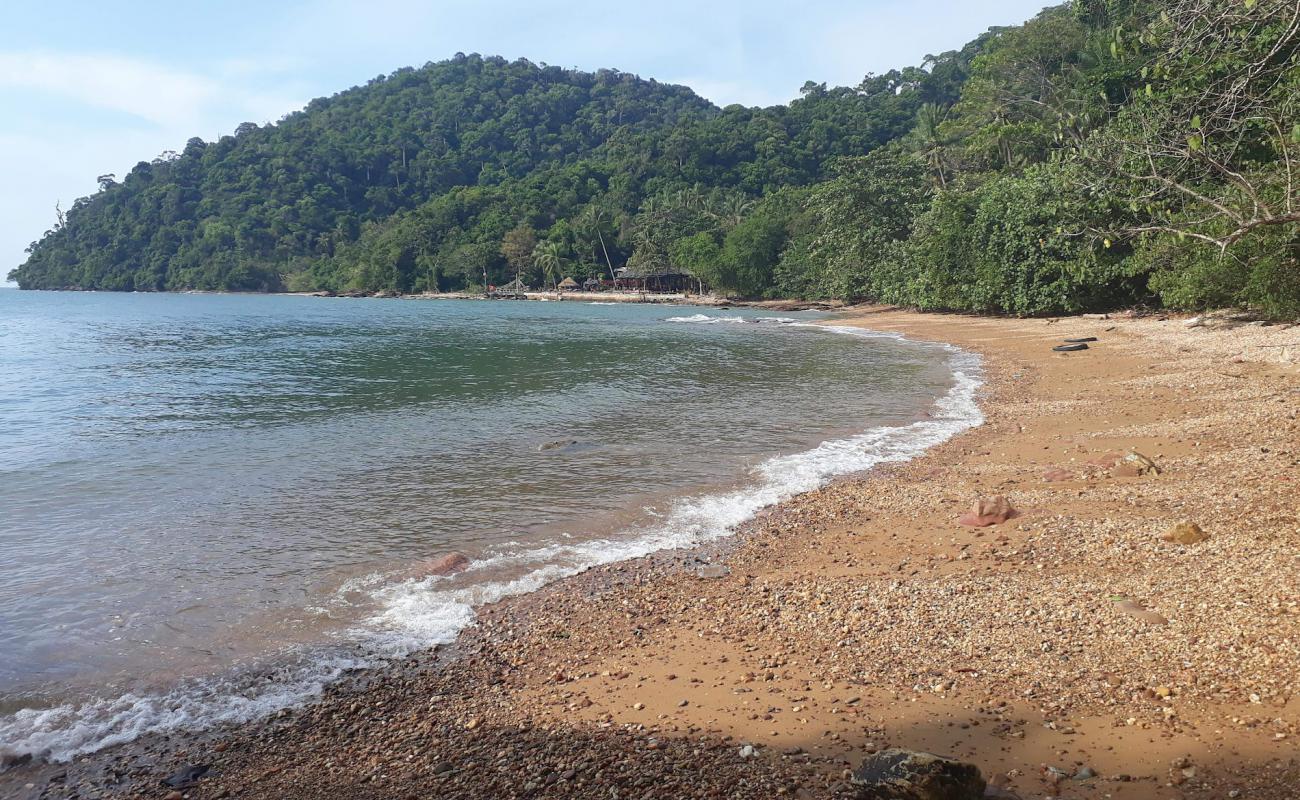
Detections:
[489, 277, 529, 298]
[557, 276, 580, 291]
[615, 266, 698, 294]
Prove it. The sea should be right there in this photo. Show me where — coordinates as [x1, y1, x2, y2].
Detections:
[0, 290, 980, 765]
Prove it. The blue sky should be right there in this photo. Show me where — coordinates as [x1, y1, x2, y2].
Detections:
[0, 0, 1050, 282]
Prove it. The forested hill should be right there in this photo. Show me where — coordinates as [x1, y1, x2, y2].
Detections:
[11, 2, 1300, 317]
[9, 50, 971, 293]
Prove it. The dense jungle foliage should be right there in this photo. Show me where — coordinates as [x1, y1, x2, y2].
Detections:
[11, 1, 1300, 317]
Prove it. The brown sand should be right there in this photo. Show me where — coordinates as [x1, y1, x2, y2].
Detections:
[9, 309, 1297, 800]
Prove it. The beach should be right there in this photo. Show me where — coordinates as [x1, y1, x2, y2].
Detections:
[7, 308, 1297, 800]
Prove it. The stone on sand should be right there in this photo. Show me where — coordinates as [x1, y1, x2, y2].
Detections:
[957, 496, 1015, 527]
[1160, 522, 1209, 544]
[1111, 450, 1160, 477]
[851, 749, 986, 799]
[1114, 598, 1169, 625]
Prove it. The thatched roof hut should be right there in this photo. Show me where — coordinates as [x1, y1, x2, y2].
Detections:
[557, 276, 580, 291]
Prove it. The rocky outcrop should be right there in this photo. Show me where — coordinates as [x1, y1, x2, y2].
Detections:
[851, 749, 986, 799]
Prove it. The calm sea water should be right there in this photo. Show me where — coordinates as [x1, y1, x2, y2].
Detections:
[0, 290, 979, 763]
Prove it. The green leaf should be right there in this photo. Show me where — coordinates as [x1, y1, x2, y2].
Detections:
[1291, 123, 1300, 143]
[1190, 115, 1201, 130]
[1110, 41, 1118, 58]
[1145, 83, 1153, 97]
[1187, 134, 1203, 151]
[1245, 0, 1257, 8]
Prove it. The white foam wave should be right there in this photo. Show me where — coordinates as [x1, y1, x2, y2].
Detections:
[367, 325, 982, 654]
[0, 323, 982, 767]
[665, 313, 748, 324]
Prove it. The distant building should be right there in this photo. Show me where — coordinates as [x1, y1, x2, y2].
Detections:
[488, 277, 529, 298]
[615, 266, 698, 293]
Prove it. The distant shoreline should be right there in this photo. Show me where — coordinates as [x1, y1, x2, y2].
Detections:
[6, 285, 844, 312]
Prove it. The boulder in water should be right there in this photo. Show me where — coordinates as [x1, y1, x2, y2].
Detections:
[851, 749, 986, 799]
[421, 552, 471, 576]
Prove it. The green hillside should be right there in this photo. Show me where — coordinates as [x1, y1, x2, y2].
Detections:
[11, 1, 1299, 316]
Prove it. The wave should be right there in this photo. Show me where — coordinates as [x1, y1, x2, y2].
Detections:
[0, 324, 982, 766]
[665, 313, 748, 324]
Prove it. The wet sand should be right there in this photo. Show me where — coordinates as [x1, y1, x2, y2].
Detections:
[6, 308, 1298, 799]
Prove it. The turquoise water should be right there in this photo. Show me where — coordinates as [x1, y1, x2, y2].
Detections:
[0, 290, 978, 762]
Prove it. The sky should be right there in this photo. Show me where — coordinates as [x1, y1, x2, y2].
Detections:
[0, 0, 1050, 283]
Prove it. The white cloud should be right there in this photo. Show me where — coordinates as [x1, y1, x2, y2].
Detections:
[0, 51, 305, 130]
[0, 51, 218, 128]
[0, 51, 310, 280]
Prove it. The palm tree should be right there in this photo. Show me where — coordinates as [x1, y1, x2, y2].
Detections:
[532, 241, 566, 291]
[713, 191, 754, 229]
[913, 103, 953, 188]
[577, 206, 618, 287]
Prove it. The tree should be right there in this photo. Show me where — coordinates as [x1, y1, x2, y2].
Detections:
[532, 241, 567, 290]
[1083, 0, 1300, 251]
[501, 223, 538, 289]
[911, 103, 954, 187]
[576, 206, 618, 286]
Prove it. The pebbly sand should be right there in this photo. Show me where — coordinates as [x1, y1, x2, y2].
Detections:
[5, 308, 1297, 800]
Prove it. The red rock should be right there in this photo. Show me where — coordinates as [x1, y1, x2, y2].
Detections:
[420, 552, 471, 576]
[957, 496, 1015, 527]
[1087, 452, 1124, 469]
[1042, 468, 1075, 482]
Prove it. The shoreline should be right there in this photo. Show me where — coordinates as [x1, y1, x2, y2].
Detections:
[4, 309, 1297, 799]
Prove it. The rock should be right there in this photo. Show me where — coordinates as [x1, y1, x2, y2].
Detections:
[421, 552, 471, 576]
[1087, 452, 1124, 469]
[1112, 450, 1160, 477]
[1074, 766, 1097, 780]
[958, 496, 1015, 527]
[161, 764, 210, 789]
[165, 792, 183, 800]
[1114, 598, 1168, 625]
[738, 745, 757, 759]
[851, 749, 986, 799]
[696, 563, 731, 579]
[537, 439, 579, 452]
[433, 760, 455, 774]
[1185, 316, 1205, 328]
[0, 750, 32, 769]
[1160, 522, 1208, 545]
[1041, 468, 1074, 483]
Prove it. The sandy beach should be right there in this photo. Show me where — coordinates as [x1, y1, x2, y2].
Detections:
[7, 308, 1297, 800]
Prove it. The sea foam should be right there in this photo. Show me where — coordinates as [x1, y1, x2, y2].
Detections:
[0, 322, 982, 766]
